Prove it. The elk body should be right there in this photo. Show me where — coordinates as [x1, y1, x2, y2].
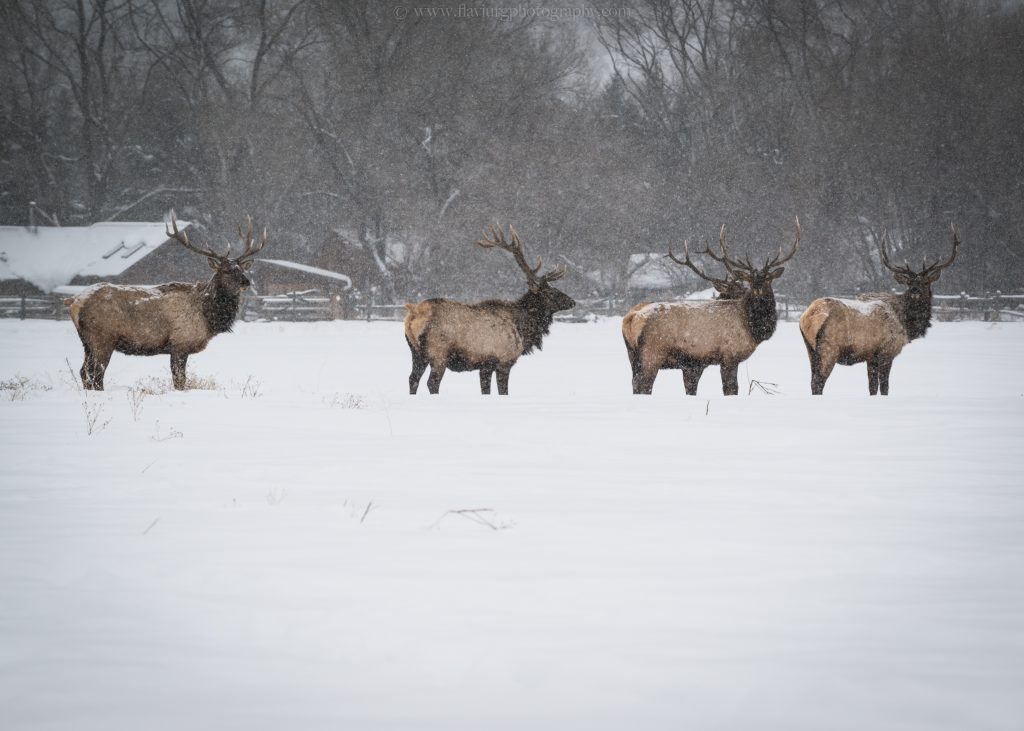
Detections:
[405, 225, 575, 395]
[800, 226, 959, 395]
[65, 214, 266, 390]
[623, 221, 800, 395]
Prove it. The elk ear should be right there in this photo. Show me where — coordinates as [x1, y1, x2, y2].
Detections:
[240, 260, 253, 271]
[769, 266, 785, 279]
[892, 271, 914, 285]
[925, 269, 942, 284]
[207, 257, 220, 270]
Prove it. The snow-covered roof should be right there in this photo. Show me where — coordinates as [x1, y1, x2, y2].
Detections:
[0, 222, 180, 293]
[259, 259, 353, 289]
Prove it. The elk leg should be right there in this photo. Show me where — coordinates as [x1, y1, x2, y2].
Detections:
[877, 359, 893, 396]
[170, 353, 188, 390]
[426, 364, 446, 394]
[80, 345, 96, 390]
[810, 347, 837, 395]
[89, 346, 113, 391]
[633, 363, 657, 395]
[682, 365, 705, 396]
[408, 347, 427, 394]
[624, 339, 642, 380]
[720, 362, 739, 396]
[479, 368, 494, 395]
[496, 366, 511, 396]
[867, 359, 879, 396]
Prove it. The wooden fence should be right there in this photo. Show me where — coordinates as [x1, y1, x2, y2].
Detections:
[573, 293, 1024, 322]
[3, 291, 1022, 322]
[240, 292, 408, 321]
[241, 290, 340, 322]
[0, 296, 67, 320]
[574, 294, 802, 321]
[933, 293, 1024, 321]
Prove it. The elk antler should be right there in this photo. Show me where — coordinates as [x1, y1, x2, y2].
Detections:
[477, 224, 565, 287]
[704, 226, 759, 275]
[702, 225, 757, 278]
[765, 216, 801, 270]
[922, 223, 960, 276]
[878, 229, 912, 277]
[703, 219, 800, 279]
[235, 214, 268, 262]
[166, 211, 230, 259]
[667, 239, 736, 292]
[879, 223, 959, 278]
[878, 230, 899, 272]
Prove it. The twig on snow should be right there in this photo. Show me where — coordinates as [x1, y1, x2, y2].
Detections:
[748, 379, 781, 396]
[429, 508, 512, 531]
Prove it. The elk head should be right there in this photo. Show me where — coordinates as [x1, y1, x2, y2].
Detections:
[878, 223, 959, 340]
[477, 224, 576, 313]
[696, 218, 800, 342]
[879, 224, 960, 302]
[707, 218, 800, 299]
[166, 211, 267, 293]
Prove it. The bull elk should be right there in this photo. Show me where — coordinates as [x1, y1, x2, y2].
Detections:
[65, 213, 266, 390]
[623, 220, 800, 395]
[799, 225, 960, 395]
[404, 224, 575, 395]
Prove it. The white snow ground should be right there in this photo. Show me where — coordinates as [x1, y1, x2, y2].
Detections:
[1, 318, 1022, 730]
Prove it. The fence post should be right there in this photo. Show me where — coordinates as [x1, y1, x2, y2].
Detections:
[19, 295, 26, 320]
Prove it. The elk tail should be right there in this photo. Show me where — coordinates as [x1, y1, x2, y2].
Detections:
[799, 305, 830, 352]
[620, 307, 646, 350]
[621, 308, 648, 378]
[403, 302, 433, 352]
[64, 297, 83, 330]
[623, 334, 641, 378]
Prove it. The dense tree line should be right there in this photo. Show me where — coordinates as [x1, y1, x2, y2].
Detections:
[1, 0, 1021, 300]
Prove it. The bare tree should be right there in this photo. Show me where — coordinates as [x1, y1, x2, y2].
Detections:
[1, 0, 148, 223]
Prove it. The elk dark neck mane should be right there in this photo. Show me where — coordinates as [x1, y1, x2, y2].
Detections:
[201, 277, 242, 335]
[743, 292, 778, 343]
[512, 290, 559, 354]
[867, 292, 933, 341]
[896, 292, 933, 341]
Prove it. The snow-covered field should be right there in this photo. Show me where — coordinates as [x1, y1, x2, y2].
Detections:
[1, 317, 1022, 730]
